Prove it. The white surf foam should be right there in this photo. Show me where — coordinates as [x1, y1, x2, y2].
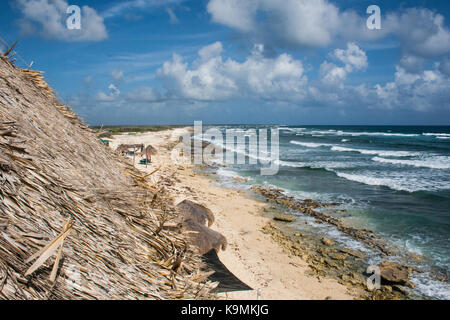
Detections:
[334, 171, 450, 192]
[331, 146, 420, 157]
[275, 160, 306, 168]
[278, 127, 306, 133]
[334, 131, 420, 137]
[335, 172, 408, 191]
[372, 156, 450, 169]
[410, 272, 450, 300]
[422, 133, 450, 138]
[290, 141, 333, 148]
[216, 167, 241, 178]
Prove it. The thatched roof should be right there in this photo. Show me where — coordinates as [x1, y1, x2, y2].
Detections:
[0, 55, 216, 299]
[145, 145, 158, 156]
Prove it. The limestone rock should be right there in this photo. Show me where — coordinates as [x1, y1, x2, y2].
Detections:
[321, 237, 336, 246]
[378, 262, 414, 287]
[340, 248, 365, 259]
[273, 214, 296, 222]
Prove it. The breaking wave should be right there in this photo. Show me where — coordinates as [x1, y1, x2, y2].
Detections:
[372, 156, 450, 170]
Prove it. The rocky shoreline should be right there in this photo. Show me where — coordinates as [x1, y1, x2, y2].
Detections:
[248, 185, 419, 299]
[197, 165, 428, 299]
[252, 186, 394, 255]
[243, 184, 450, 299]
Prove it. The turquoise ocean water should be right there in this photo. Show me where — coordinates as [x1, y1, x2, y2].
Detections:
[198, 125, 450, 299]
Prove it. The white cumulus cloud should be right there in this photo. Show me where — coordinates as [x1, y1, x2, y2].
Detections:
[334, 43, 368, 72]
[95, 84, 121, 102]
[384, 8, 450, 58]
[207, 0, 257, 32]
[157, 42, 307, 101]
[374, 65, 450, 111]
[16, 0, 107, 42]
[207, 0, 374, 48]
[319, 62, 347, 85]
[207, 0, 450, 62]
[320, 43, 367, 85]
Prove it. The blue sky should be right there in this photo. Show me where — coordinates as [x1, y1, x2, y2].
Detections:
[1, 0, 450, 125]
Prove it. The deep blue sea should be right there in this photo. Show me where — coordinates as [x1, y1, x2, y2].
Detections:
[199, 125, 450, 299]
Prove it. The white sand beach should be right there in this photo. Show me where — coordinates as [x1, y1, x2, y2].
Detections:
[109, 128, 360, 300]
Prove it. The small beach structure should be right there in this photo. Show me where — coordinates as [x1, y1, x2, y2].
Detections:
[116, 143, 144, 154]
[144, 144, 158, 167]
[116, 143, 144, 165]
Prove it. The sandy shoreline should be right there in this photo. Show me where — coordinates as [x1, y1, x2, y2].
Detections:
[108, 128, 360, 300]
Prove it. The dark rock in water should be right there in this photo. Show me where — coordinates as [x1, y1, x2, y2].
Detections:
[378, 262, 414, 287]
[321, 237, 336, 246]
[273, 214, 296, 222]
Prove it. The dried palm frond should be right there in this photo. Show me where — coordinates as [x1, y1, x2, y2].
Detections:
[25, 220, 71, 279]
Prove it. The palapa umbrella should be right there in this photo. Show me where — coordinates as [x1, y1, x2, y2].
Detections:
[145, 144, 158, 166]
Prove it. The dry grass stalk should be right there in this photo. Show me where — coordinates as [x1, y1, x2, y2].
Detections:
[3, 41, 18, 57]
